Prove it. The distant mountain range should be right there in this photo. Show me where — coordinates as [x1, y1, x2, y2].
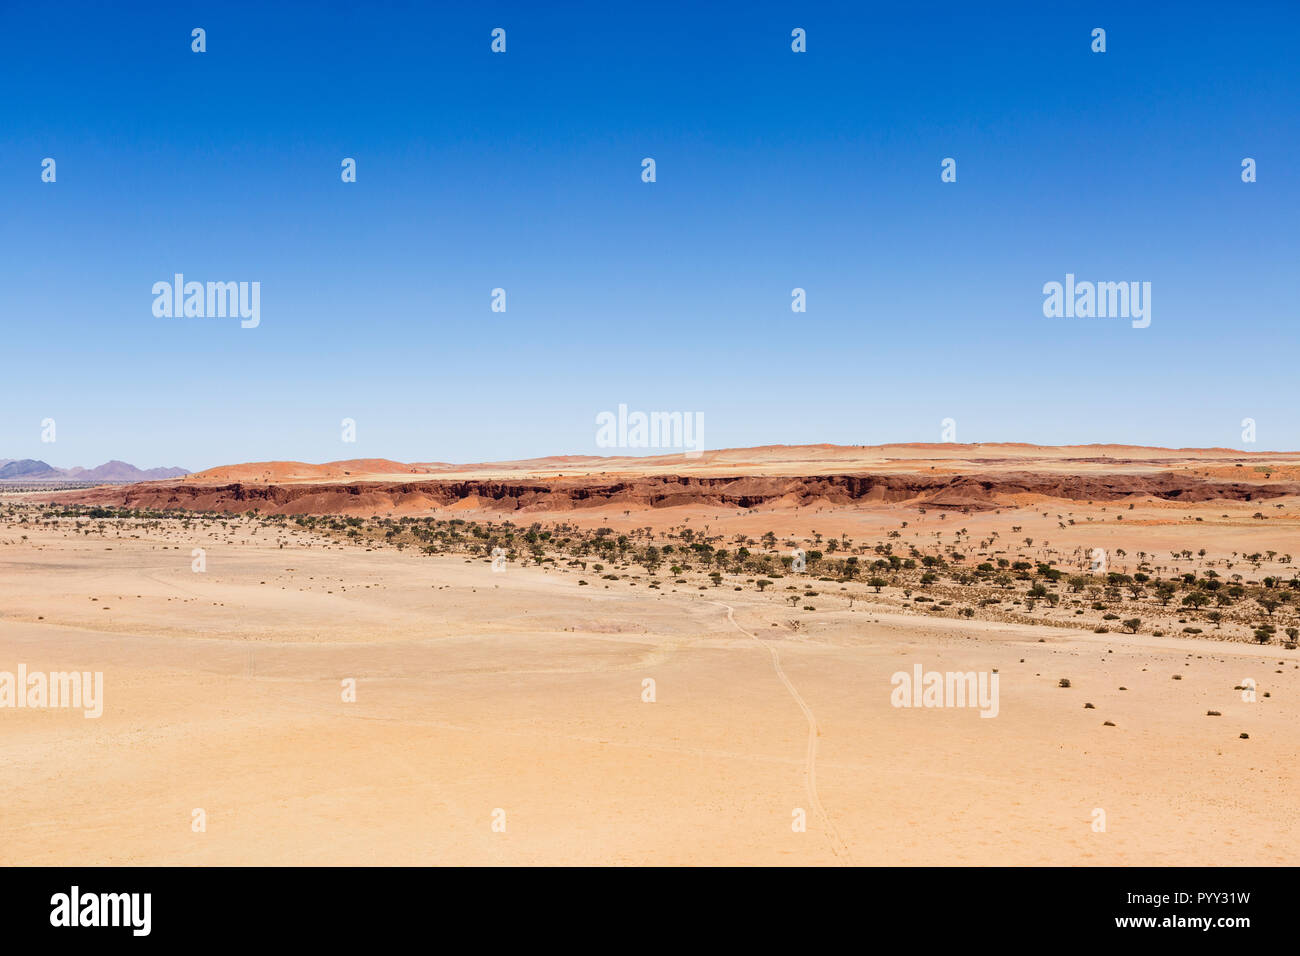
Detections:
[0, 459, 190, 482]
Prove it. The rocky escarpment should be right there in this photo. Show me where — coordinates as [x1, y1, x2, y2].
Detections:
[37, 470, 1300, 516]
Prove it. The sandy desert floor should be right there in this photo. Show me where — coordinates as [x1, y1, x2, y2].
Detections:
[2, 504, 1297, 865]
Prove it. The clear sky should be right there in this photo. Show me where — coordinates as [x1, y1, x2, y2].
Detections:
[1, 1, 1297, 470]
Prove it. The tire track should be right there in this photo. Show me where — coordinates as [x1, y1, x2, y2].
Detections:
[713, 601, 852, 864]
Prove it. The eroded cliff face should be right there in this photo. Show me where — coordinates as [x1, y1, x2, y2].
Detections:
[39, 471, 1299, 516]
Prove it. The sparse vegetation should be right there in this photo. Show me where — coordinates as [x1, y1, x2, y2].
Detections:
[6, 493, 1300, 649]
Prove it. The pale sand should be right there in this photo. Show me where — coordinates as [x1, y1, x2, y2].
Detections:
[2, 517, 1296, 865]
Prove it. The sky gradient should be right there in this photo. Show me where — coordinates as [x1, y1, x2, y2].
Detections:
[2, 1, 1297, 470]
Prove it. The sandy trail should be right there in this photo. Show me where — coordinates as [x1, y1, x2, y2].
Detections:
[714, 601, 852, 864]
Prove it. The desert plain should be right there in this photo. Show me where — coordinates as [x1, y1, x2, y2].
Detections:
[1, 443, 1298, 865]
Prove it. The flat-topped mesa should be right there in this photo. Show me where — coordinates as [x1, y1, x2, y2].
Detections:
[180, 442, 1300, 485]
[37, 470, 1300, 517]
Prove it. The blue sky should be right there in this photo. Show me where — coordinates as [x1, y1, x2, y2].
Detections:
[1, 1, 1297, 470]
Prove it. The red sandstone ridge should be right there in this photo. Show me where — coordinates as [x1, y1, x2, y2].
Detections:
[29, 444, 1300, 517]
[36, 471, 1300, 518]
